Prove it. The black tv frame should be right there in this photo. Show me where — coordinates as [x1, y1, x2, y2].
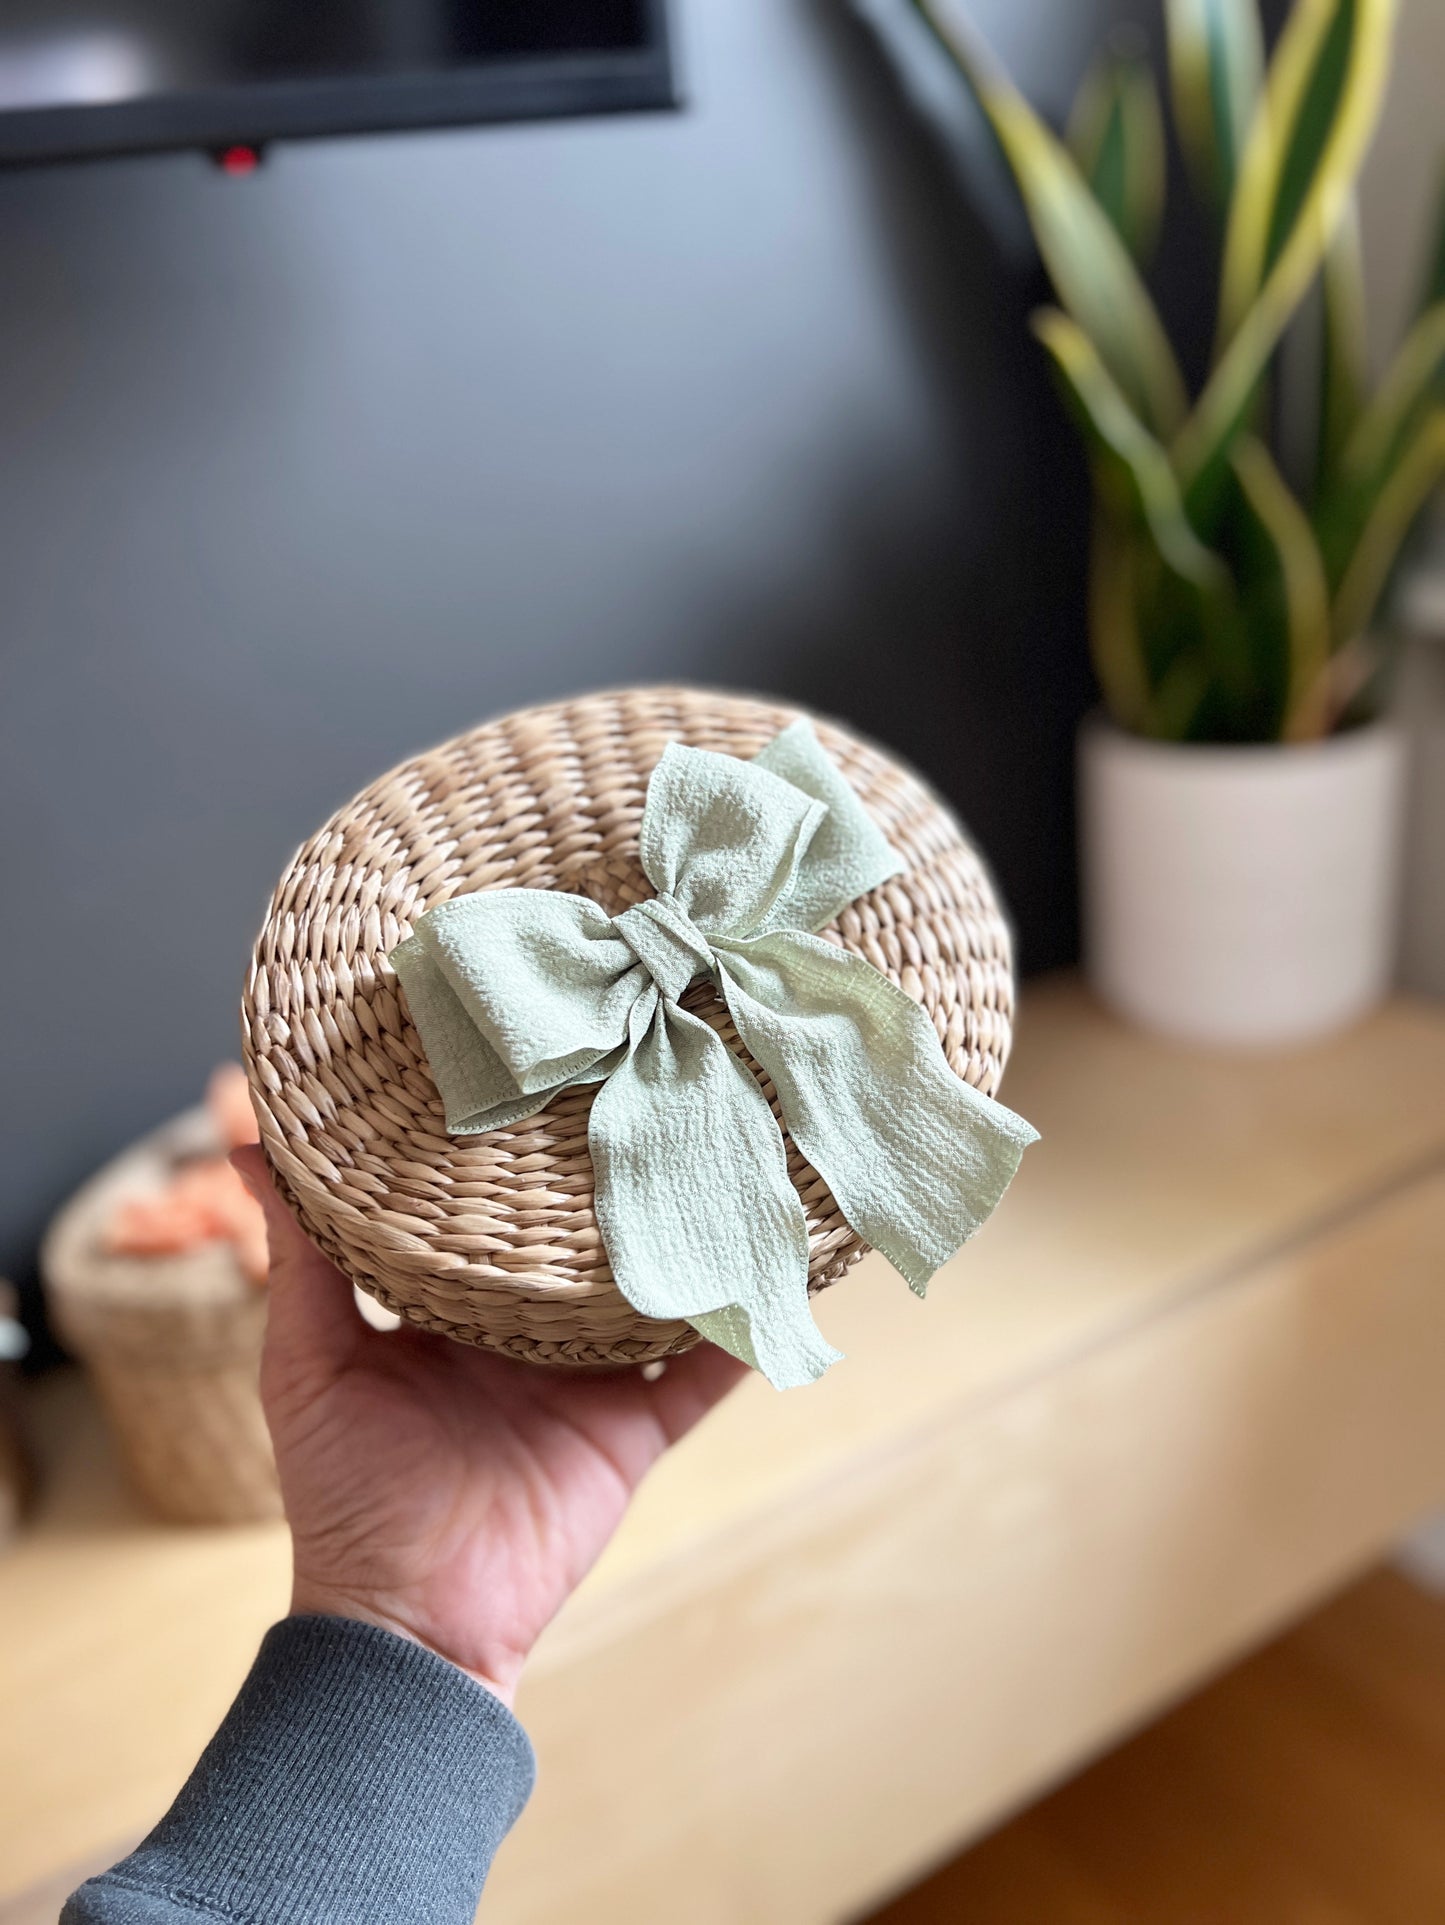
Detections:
[0, 0, 676, 168]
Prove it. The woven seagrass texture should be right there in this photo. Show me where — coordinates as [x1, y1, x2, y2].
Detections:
[0, 1282, 26, 1547]
[243, 687, 1017, 1367]
[42, 1111, 280, 1525]
[86, 1355, 279, 1525]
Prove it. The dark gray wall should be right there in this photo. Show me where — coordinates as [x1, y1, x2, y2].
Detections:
[0, 0, 1107, 1310]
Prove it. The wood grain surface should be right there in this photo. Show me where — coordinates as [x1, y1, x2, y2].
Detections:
[869, 1569, 1445, 1925]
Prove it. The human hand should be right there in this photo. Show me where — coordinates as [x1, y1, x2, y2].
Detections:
[233, 1147, 746, 1706]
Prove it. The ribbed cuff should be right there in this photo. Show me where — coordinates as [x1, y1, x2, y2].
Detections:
[64, 1616, 536, 1925]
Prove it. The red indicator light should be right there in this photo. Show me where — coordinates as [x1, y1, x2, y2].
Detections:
[216, 144, 261, 176]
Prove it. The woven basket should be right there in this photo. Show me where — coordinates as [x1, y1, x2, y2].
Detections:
[0, 1282, 27, 1549]
[244, 687, 1017, 1367]
[0, 1413, 22, 1550]
[42, 1110, 281, 1525]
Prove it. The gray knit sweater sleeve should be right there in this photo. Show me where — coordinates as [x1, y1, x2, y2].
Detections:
[62, 1615, 536, 1925]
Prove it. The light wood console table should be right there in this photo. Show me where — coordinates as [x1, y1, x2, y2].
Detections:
[4, 977, 1445, 1922]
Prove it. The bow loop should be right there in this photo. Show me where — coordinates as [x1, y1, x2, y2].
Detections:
[389, 720, 1037, 1389]
[390, 886, 642, 1126]
[749, 720, 906, 931]
[640, 740, 828, 939]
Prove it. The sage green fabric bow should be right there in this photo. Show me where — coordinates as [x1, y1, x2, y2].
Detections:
[390, 722, 1037, 1388]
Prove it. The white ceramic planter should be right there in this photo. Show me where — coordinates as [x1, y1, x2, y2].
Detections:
[1078, 717, 1407, 1048]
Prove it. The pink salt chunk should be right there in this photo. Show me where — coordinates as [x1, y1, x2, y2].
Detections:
[105, 1158, 269, 1287]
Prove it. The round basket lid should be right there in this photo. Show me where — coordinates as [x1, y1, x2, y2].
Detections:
[243, 687, 1019, 1368]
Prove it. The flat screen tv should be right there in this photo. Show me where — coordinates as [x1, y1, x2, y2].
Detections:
[0, 1, 676, 167]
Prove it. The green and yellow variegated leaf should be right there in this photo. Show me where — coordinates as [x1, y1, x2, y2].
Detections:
[1067, 43, 1166, 262]
[1417, 161, 1445, 316]
[1217, 0, 1394, 342]
[914, 0, 1187, 438]
[1229, 436, 1332, 737]
[1165, 0, 1265, 210]
[1034, 309, 1249, 738]
[1331, 410, 1445, 643]
[1090, 518, 1215, 739]
[1318, 302, 1445, 587]
[1088, 515, 1157, 733]
[1340, 303, 1445, 497]
[1176, 0, 1396, 527]
[1032, 309, 1224, 590]
[1319, 197, 1369, 482]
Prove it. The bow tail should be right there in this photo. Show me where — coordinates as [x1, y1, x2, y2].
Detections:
[715, 932, 1038, 1296]
[587, 999, 840, 1389]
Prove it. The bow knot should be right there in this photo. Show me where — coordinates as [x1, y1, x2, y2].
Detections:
[391, 721, 1037, 1389]
[613, 893, 713, 1004]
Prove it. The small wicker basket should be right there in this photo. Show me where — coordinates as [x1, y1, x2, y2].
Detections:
[244, 686, 1018, 1368]
[0, 1282, 28, 1549]
[42, 1109, 280, 1525]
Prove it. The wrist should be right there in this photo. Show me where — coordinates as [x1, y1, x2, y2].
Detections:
[288, 1581, 523, 1707]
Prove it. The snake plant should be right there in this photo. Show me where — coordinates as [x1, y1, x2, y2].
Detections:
[913, 0, 1445, 742]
